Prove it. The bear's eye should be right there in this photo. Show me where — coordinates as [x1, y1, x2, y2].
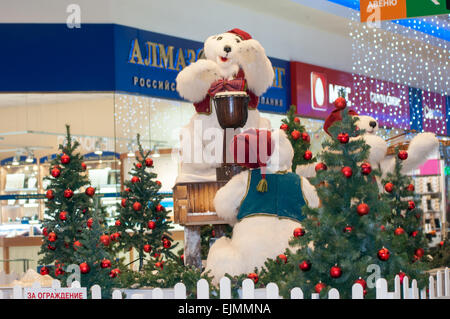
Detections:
[235, 38, 240, 43]
[217, 36, 222, 41]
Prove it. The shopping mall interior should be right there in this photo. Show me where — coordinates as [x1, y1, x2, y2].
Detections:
[0, 0, 448, 282]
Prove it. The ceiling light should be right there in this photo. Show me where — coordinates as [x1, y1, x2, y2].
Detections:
[25, 149, 34, 163]
[12, 154, 20, 166]
[152, 146, 160, 158]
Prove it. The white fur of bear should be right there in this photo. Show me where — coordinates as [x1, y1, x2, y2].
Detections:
[175, 31, 274, 183]
[205, 130, 320, 284]
[296, 115, 440, 183]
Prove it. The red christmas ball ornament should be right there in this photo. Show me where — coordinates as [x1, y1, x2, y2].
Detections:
[115, 220, 121, 227]
[440, 241, 445, 247]
[153, 252, 161, 259]
[47, 244, 56, 251]
[410, 230, 419, 237]
[51, 168, 61, 178]
[334, 97, 347, 108]
[394, 227, 405, 236]
[415, 248, 425, 258]
[211, 230, 216, 238]
[131, 176, 140, 183]
[136, 162, 142, 169]
[85, 187, 95, 197]
[341, 166, 353, 178]
[377, 247, 390, 261]
[303, 150, 313, 160]
[163, 239, 172, 249]
[110, 232, 120, 241]
[81, 162, 87, 171]
[408, 201, 415, 210]
[247, 273, 259, 284]
[55, 267, 64, 276]
[100, 234, 110, 246]
[315, 162, 327, 172]
[60, 154, 70, 164]
[63, 189, 74, 199]
[133, 201, 142, 211]
[299, 260, 311, 271]
[48, 232, 57, 242]
[121, 198, 127, 208]
[343, 225, 353, 233]
[156, 181, 162, 186]
[354, 277, 367, 289]
[330, 265, 342, 278]
[280, 123, 289, 131]
[357, 203, 369, 216]
[302, 132, 310, 142]
[156, 204, 164, 212]
[109, 269, 118, 278]
[181, 254, 184, 263]
[294, 117, 300, 123]
[398, 150, 408, 160]
[415, 212, 421, 220]
[277, 254, 287, 264]
[398, 271, 406, 284]
[101, 259, 112, 269]
[73, 240, 82, 251]
[79, 262, 90, 274]
[145, 158, 154, 167]
[361, 162, 372, 175]
[155, 261, 164, 270]
[59, 211, 68, 221]
[384, 182, 394, 193]
[40, 267, 50, 275]
[42, 227, 48, 237]
[82, 208, 88, 214]
[315, 282, 326, 293]
[143, 244, 152, 253]
[46, 190, 55, 200]
[125, 188, 131, 192]
[293, 227, 305, 238]
[291, 130, 301, 140]
[407, 184, 415, 192]
[338, 133, 349, 144]
[87, 218, 93, 229]
[148, 221, 156, 229]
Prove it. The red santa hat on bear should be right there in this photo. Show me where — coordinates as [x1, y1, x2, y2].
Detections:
[323, 95, 358, 136]
[230, 128, 273, 192]
[227, 28, 252, 40]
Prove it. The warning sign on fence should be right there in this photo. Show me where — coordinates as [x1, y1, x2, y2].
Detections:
[23, 288, 87, 299]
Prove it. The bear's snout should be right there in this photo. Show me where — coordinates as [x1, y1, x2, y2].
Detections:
[223, 45, 232, 53]
[369, 121, 377, 128]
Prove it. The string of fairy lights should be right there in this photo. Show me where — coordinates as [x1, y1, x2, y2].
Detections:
[349, 6, 449, 140]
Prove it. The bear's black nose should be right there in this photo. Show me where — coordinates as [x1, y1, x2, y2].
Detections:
[369, 121, 377, 128]
[224, 45, 232, 53]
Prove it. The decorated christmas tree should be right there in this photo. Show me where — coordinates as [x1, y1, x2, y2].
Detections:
[280, 105, 316, 172]
[110, 134, 178, 271]
[38, 125, 116, 296]
[251, 95, 390, 298]
[378, 149, 429, 287]
[427, 240, 449, 268]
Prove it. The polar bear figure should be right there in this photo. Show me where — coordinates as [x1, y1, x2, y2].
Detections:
[296, 113, 439, 181]
[205, 129, 320, 284]
[175, 28, 274, 183]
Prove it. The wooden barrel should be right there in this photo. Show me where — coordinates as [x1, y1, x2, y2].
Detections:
[173, 181, 227, 226]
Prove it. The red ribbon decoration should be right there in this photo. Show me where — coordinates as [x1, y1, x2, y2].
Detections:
[208, 78, 246, 97]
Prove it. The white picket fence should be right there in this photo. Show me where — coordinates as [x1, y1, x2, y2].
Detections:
[1, 267, 449, 299]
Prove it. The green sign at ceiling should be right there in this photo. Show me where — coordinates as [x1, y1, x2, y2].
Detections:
[407, 0, 450, 18]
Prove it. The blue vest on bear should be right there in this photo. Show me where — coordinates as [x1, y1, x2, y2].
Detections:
[237, 169, 307, 223]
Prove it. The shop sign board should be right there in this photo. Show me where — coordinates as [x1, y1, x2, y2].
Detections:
[23, 287, 87, 299]
[0, 24, 290, 114]
[290, 61, 410, 130]
[115, 25, 290, 113]
[360, 0, 450, 22]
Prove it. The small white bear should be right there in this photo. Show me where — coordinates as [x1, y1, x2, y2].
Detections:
[296, 111, 439, 183]
[175, 29, 274, 183]
[205, 129, 319, 284]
